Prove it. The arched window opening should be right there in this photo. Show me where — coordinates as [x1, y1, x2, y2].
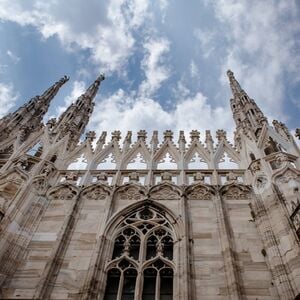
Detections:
[67, 154, 88, 170]
[127, 152, 147, 169]
[103, 269, 120, 300]
[218, 152, 238, 169]
[97, 153, 117, 170]
[157, 153, 177, 170]
[104, 206, 175, 300]
[250, 153, 256, 161]
[188, 153, 208, 169]
[142, 260, 173, 300]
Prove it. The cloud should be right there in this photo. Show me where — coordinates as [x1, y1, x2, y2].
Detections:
[6, 50, 21, 64]
[139, 37, 170, 97]
[0, 0, 167, 74]
[89, 88, 234, 143]
[0, 82, 20, 118]
[212, 0, 300, 120]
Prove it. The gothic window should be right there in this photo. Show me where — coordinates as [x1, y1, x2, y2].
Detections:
[104, 206, 175, 300]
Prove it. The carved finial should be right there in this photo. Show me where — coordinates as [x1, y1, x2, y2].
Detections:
[164, 130, 173, 141]
[46, 118, 56, 128]
[111, 130, 121, 142]
[137, 130, 147, 141]
[124, 131, 132, 143]
[194, 172, 205, 183]
[190, 130, 200, 142]
[216, 129, 227, 142]
[128, 172, 139, 182]
[161, 171, 172, 182]
[65, 172, 78, 184]
[226, 171, 238, 183]
[150, 131, 159, 151]
[227, 69, 242, 95]
[97, 131, 107, 145]
[97, 172, 108, 183]
[85, 131, 96, 141]
[96, 74, 105, 82]
[296, 128, 300, 140]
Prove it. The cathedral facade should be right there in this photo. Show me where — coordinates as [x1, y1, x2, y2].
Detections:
[0, 71, 299, 300]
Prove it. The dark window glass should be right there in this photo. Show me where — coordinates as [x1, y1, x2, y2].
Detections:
[146, 235, 158, 260]
[104, 269, 120, 300]
[160, 268, 173, 300]
[142, 268, 157, 300]
[121, 269, 137, 300]
[162, 236, 173, 260]
[129, 235, 140, 260]
[112, 235, 125, 259]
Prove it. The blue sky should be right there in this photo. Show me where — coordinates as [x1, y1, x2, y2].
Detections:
[0, 0, 299, 142]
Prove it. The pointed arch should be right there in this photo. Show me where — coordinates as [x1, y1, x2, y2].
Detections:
[153, 141, 180, 169]
[184, 140, 210, 166]
[122, 141, 151, 169]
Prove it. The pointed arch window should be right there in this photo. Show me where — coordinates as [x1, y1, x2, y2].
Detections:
[103, 206, 175, 300]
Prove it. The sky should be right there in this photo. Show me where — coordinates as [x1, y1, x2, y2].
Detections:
[0, 0, 299, 143]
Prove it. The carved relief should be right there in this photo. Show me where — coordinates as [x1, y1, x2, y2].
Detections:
[221, 184, 251, 200]
[150, 183, 181, 200]
[186, 185, 214, 200]
[82, 184, 111, 200]
[47, 184, 78, 201]
[118, 184, 146, 201]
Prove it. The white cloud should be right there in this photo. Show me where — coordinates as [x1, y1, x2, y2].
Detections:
[0, 82, 20, 118]
[6, 50, 21, 64]
[89, 89, 234, 143]
[0, 0, 167, 74]
[139, 37, 170, 97]
[213, 0, 300, 120]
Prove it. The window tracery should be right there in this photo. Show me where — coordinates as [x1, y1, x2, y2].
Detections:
[104, 207, 175, 300]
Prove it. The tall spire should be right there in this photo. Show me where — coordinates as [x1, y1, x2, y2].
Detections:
[52, 74, 105, 150]
[227, 69, 243, 96]
[0, 76, 69, 142]
[227, 70, 268, 139]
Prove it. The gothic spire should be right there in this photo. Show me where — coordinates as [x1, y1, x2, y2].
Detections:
[227, 69, 243, 96]
[52, 74, 105, 150]
[227, 70, 268, 139]
[0, 75, 69, 142]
